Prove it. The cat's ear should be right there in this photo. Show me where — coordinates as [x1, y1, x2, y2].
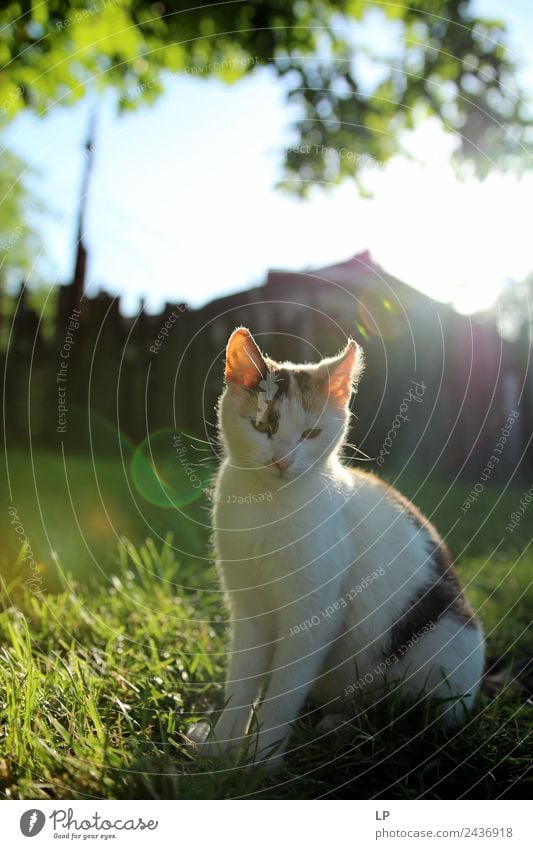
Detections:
[225, 327, 267, 389]
[322, 340, 364, 406]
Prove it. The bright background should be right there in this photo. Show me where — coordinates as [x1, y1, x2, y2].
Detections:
[4, 0, 533, 315]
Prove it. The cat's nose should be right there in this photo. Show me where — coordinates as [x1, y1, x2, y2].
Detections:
[272, 457, 293, 474]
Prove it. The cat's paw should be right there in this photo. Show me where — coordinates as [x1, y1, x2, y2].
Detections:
[184, 722, 237, 759]
[316, 712, 346, 734]
[185, 721, 211, 749]
[184, 721, 226, 757]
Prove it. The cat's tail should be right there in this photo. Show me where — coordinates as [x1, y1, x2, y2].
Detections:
[482, 656, 533, 700]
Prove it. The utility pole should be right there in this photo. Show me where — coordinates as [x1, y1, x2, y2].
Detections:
[57, 109, 97, 329]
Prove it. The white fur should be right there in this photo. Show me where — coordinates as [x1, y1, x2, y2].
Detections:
[195, 333, 485, 767]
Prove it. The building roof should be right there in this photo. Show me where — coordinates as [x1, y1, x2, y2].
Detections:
[266, 250, 398, 292]
[265, 249, 429, 313]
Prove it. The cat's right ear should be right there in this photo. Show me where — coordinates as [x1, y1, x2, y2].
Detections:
[225, 327, 267, 390]
[319, 339, 364, 407]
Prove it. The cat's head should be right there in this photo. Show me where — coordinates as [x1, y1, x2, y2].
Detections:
[218, 328, 364, 480]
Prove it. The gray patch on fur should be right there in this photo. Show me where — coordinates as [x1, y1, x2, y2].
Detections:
[386, 532, 477, 662]
[293, 369, 314, 394]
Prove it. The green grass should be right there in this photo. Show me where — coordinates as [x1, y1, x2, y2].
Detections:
[1, 529, 531, 799]
[1, 447, 209, 590]
[1, 449, 532, 798]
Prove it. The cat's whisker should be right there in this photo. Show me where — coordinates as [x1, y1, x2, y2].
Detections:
[342, 450, 373, 462]
[188, 436, 216, 447]
[343, 443, 374, 461]
[185, 461, 213, 468]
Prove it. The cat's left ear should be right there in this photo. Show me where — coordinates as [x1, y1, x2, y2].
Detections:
[323, 340, 364, 406]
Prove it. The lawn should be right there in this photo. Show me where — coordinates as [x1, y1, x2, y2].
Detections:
[0, 450, 531, 799]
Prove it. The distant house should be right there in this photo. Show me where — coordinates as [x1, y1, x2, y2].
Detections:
[4, 250, 530, 479]
[199, 250, 526, 477]
[207, 250, 433, 349]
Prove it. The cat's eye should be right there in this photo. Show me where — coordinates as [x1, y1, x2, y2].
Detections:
[251, 418, 271, 434]
[301, 428, 322, 439]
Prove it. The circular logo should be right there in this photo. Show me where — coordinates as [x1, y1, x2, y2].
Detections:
[20, 810, 46, 837]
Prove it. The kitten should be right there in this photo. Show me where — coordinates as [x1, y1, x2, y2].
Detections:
[192, 327, 485, 767]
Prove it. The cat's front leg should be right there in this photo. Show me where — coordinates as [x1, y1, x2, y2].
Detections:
[197, 617, 273, 756]
[252, 614, 342, 768]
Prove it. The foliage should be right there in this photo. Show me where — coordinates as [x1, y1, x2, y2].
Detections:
[493, 274, 533, 344]
[0, 150, 44, 292]
[0, 1, 531, 195]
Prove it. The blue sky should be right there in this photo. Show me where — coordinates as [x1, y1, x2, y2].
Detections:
[4, 0, 533, 315]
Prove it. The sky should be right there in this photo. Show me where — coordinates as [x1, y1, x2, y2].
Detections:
[4, 0, 533, 316]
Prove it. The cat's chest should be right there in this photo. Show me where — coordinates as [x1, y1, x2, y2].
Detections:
[213, 472, 351, 588]
[215, 492, 324, 553]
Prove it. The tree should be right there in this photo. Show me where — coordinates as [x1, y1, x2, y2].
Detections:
[494, 275, 533, 344]
[0, 1, 531, 195]
[0, 149, 50, 349]
[0, 150, 43, 292]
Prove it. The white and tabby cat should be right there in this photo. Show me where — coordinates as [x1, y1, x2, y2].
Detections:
[191, 327, 484, 767]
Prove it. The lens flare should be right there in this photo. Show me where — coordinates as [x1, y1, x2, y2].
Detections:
[357, 285, 409, 339]
[355, 322, 368, 340]
[131, 428, 214, 508]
